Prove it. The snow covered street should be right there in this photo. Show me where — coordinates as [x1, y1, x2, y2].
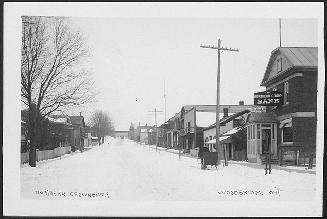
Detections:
[21, 137, 317, 202]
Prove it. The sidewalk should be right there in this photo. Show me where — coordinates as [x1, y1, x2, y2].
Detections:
[147, 144, 316, 175]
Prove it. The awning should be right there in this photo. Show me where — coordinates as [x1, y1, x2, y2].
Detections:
[205, 136, 231, 144]
[279, 118, 292, 128]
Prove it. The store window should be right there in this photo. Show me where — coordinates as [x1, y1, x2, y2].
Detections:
[284, 81, 289, 104]
[282, 127, 293, 143]
[257, 124, 260, 139]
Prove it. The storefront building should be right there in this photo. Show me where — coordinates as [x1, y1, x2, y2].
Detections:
[247, 47, 317, 165]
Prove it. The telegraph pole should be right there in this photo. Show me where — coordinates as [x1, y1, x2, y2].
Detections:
[164, 80, 167, 122]
[279, 18, 282, 47]
[200, 39, 239, 166]
[148, 108, 163, 152]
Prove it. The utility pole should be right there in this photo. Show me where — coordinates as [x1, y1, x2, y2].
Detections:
[148, 108, 163, 152]
[279, 18, 282, 47]
[193, 106, 197, 152]
[164, 80, 167, 122]
[200, 39, 239, 166]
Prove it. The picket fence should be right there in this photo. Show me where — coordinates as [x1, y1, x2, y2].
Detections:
[21, 146, 71, 164]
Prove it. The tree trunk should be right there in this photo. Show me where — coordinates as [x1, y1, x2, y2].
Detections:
[28, 105, 37, 167]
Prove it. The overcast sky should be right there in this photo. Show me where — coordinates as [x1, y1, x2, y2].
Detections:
[68, 17, 317, 130]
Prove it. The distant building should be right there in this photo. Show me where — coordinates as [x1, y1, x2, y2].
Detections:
[135, 124, 156, 144]
[114, 131, 129, 139]
[203, 110, 250, 161]
[178, 104, 265, 152]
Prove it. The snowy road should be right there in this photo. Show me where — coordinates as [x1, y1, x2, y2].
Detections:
[21, 138, 316, 201]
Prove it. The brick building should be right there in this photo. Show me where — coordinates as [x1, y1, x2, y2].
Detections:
[246, 47, 317, 164]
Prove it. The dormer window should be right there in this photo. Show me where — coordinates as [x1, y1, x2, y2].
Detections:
[277, 58, 282, 73]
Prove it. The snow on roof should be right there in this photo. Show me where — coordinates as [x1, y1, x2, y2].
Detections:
[48, 117, 68, 124]
[222, 126, 245, 136]
[206, 136, 230, 144]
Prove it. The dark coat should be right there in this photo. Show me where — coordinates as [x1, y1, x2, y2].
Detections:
[198, 146, 210, 158]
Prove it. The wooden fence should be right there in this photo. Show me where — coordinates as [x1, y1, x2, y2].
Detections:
[21, 146, 71, 164]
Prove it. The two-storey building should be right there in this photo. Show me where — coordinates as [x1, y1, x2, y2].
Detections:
[179, 103, 265, 152]
[246, 47, 317, 165]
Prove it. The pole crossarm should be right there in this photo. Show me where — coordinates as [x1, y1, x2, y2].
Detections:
[200, 45, 239, 52]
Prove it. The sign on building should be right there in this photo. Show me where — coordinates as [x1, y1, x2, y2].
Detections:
[254, 91, 283, 106]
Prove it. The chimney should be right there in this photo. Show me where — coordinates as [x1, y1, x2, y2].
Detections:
[79, 112, 82, 116]
[239, 100, 244, 105]
[223, 108, 228, 118]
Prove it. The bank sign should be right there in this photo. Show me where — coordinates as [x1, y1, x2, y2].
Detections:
[254, 91, 283, 106]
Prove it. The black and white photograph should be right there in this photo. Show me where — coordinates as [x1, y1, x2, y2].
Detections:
[3, 2, 324, 217]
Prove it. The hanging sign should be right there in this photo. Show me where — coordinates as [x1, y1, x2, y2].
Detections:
[254, 91, 283, 106]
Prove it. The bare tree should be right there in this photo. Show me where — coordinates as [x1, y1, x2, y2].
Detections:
[89, 110, 115, 144]
[21, 16, 96, 167]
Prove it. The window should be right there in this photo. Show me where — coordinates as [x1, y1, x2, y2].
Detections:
[277, 58, 282, 73]
[272, 124, 275, 139]
[209, 136, 212, 140]
[252, 125, 255, 139]
[257, 124, 261, 139]
[284, 81, 289, 104]
[282, 127, 293, 143]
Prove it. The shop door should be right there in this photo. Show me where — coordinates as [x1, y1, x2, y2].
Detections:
[262, 129, 271, 154]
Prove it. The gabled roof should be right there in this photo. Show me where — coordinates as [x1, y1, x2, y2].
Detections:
[261, 47, 318, 86]
[203, 109, 250, 131]
[69, 116, 84, 125]
[246, 112, 277, 124]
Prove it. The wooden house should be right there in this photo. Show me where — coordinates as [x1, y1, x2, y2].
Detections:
[69, 113, 87, 151]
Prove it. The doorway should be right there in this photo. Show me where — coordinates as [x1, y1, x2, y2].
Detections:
[262, 129, 271, 154]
